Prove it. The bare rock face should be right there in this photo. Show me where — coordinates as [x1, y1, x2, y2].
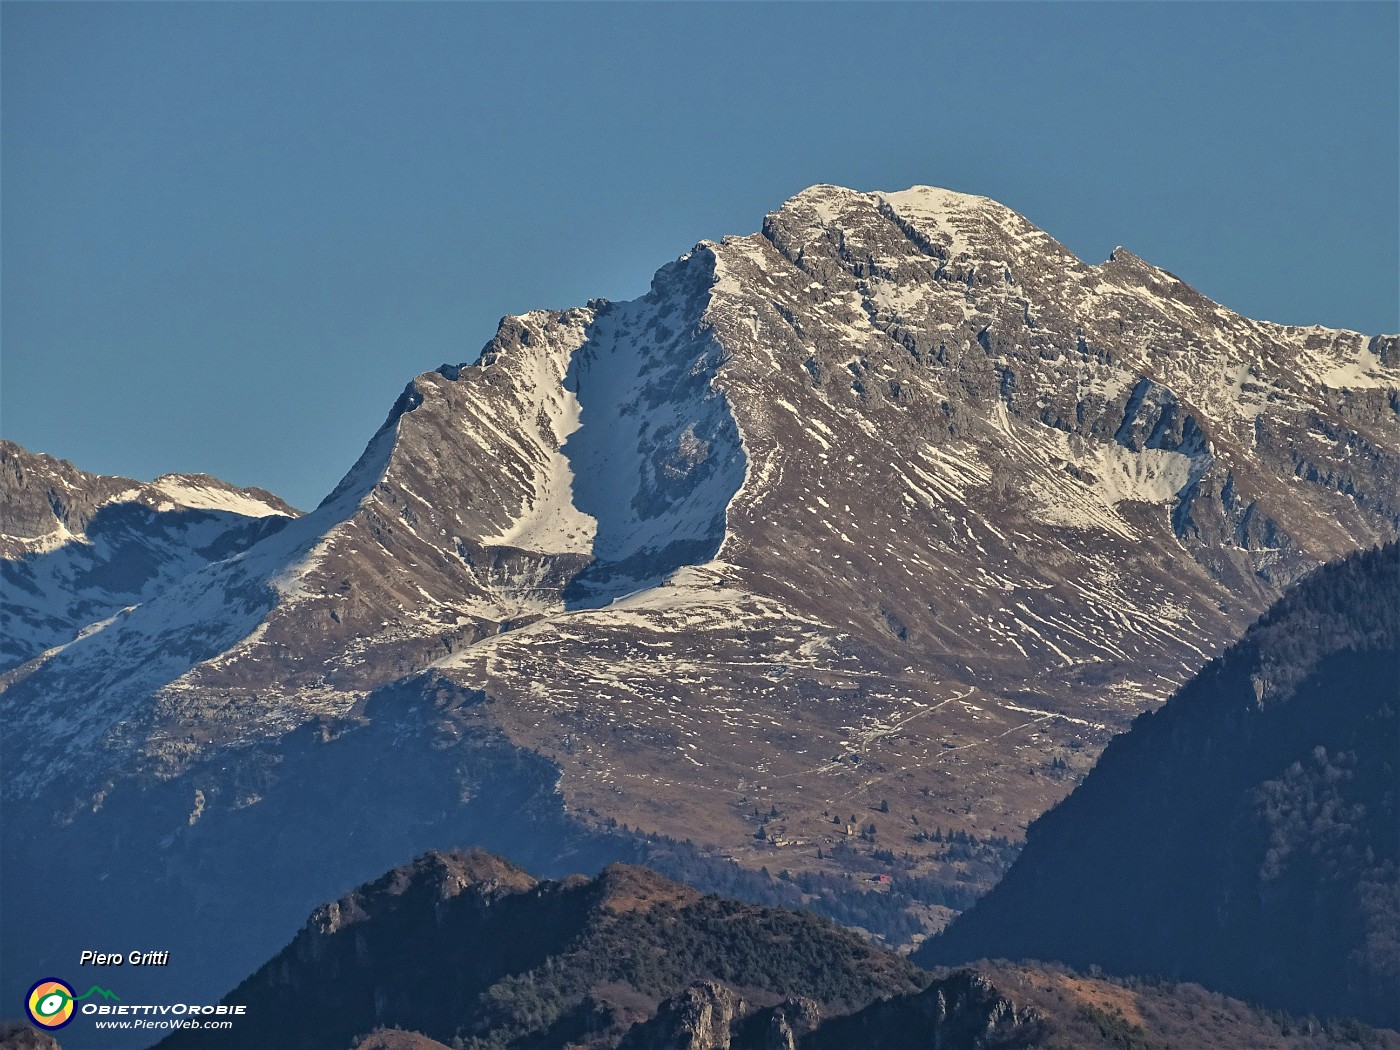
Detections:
[800, 969, 1039, 1049]
[2, 184, 1397, 1044]
[620, 981, 749, 1050]
[624, 986, 826, 1050]
[732, 998, 823, 1050]
[572, 969, 1042, 1050]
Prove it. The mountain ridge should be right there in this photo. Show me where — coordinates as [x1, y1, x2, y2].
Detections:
[5, 178, 1396, 852]
[0, 439, 298, 671]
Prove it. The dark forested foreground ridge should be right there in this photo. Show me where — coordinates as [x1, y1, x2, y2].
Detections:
[147, 849, 1398, 1050]
[920, 542, 1400, 1028]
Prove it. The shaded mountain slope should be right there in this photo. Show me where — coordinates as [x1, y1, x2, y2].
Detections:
[919, 542, 1400, 1027]
[0, 440, 296, 670]
[154, 851, 1400, 1050]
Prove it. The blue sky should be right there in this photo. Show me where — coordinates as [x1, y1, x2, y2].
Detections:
[4, 2, 1396, 510]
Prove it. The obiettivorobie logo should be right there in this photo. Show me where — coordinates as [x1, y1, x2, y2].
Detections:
[25, 976, 246, 1034]
[26, 978, 120, 1029]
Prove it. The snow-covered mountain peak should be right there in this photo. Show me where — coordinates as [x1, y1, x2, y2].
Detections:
[0, 441, 296, 552]
[777, 182, 872, 221]
[5, 184, 1398, 886]
[148, 474, 296, 518]
[7, 183, 1400, 1022]
[773, 181, 1006, 228]
[877, 184, 1047, 246]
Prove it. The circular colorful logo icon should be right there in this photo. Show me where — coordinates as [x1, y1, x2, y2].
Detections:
[26, 978, 76, 1029]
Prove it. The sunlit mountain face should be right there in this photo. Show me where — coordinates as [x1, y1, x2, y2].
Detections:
[3, 184, 1396, 1049]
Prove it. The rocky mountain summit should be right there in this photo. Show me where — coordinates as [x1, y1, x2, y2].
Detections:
[2, 184, 1397, 1036]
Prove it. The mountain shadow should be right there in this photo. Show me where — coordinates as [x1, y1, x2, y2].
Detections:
[559, 264, 745, 609]
[918, 542, 1400, 1028]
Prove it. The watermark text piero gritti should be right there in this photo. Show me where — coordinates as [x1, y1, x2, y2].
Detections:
[80, 949, 170, 966]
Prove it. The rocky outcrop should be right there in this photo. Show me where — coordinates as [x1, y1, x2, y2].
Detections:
[621, 972, 1040, 1050]
[619, 981, 749, 1050]
[799, 970, 1038, 1049]
[732, 998, 823, 1050]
